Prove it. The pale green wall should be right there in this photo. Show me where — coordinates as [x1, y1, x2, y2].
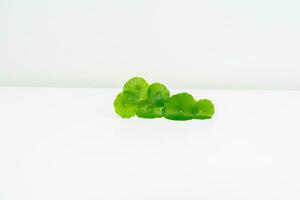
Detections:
[1, 0, 300, 89]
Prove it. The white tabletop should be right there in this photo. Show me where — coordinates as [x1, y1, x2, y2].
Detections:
[0, 87, 299, 200]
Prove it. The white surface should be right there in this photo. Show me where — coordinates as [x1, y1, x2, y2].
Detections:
[0, 87, 300, 199]
[1, 0, 300, 89]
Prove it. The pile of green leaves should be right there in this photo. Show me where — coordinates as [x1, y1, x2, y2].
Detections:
[114, 77, 214, 120]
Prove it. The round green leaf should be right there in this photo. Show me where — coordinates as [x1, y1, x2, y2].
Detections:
[114, 92, 137, 118]
[136, 100, 163, 119]
[123, 77, 149, 103]
[193, 99, 214, 119]
[147, 82, 170, 107]
[163, 93, 197, 121]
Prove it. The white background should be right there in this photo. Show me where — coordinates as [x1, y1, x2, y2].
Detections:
[1, 0, 300, 89]
[0, 88, 300, 199]
[1, 1, 300, 199]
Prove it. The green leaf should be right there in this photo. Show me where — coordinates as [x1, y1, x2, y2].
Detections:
[193, 99, 214, 119]
[114, 92, 137, 118]
[147, 82, 170, 107]
[136, 100, 163, 118]
[163, 93, 197, 121]
[114, 77, 215, 121]
[123, 77, 149, 103]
